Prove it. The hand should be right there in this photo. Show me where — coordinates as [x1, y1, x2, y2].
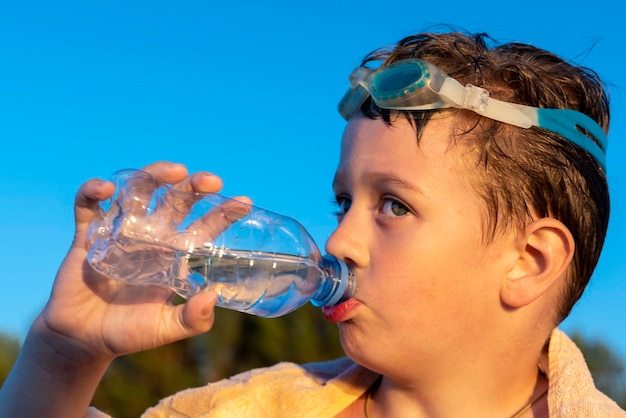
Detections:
[37, 162, 225, 364]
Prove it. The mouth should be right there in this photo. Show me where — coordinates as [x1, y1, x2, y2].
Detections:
[322, 298, 361, 323]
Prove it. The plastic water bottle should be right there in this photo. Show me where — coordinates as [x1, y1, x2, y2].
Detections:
[87, 169, 356, 318]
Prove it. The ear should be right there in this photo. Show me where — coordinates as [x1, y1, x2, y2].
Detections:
[501, 218, 575, 308]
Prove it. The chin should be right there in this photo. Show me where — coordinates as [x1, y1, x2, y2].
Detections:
[337, 323, 372, 364]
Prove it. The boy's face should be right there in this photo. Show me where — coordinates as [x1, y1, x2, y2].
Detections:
[324, 115, 518, 375]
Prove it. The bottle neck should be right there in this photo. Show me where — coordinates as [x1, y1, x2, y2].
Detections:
[311, 255, 356, 307]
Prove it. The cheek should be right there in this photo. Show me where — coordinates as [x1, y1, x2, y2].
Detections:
[372, 236, 487, 309]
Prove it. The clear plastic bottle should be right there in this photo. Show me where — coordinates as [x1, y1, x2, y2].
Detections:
[87, 169, 356, 318]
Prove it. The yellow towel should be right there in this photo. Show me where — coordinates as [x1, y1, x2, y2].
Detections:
[141, 357, 376, 418]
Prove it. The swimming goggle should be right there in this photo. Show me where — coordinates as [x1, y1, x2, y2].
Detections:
[338, 58, 607, 170]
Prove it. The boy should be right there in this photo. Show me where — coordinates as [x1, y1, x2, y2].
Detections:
[1, 31, 624, 417]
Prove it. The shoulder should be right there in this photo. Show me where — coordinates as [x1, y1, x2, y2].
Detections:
[548, 328, 626, 417]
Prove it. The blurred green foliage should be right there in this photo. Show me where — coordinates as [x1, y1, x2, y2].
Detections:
[572, 333, 626, 410]
[0, 334, 19, 388]
[2, 324, 625, 416]
[92, 304, 344, 417]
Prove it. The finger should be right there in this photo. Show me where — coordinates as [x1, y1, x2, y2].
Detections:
[110, 164, 188, 239]
[71, 179, 116, 251]
[169, 171, 223, 194]
[140, 161, 189, 185]
[190, 172, 224, 194]
[174, 291, 218, 337]
[191, 195, 253, 243]
[118, 163, 188, 214]
[163, 172, 226, 226]
[74, 179, 115, 226]
[164, 195, 254, 253]
[216, 195, 253, 222]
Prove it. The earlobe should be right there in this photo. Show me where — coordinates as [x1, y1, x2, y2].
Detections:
[501, 218, 575, 308]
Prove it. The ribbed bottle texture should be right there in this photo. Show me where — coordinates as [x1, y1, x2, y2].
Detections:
[87, 169, 356, 317]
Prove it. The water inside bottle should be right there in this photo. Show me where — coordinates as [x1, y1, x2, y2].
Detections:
[89, 234, 324, 317]
[183, 248, 322, 317]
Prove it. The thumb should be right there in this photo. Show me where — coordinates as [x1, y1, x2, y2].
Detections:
[176, 291, 218, 337]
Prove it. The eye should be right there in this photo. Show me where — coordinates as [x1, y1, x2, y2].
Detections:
[332, 195, 352, 218]
[380, 198, 410, 217]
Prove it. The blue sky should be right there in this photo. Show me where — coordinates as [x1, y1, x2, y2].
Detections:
[1, 0, 625, 361]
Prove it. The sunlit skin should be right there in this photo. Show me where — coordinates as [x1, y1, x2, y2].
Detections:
[325, 115, 550, 417]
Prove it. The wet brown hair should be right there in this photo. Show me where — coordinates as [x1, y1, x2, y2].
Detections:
[358, 31, 610, 322]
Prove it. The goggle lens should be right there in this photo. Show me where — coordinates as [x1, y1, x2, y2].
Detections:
[371, 61, 428, 101]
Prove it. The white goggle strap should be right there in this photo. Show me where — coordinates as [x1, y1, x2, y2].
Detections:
[438, 77, 607, 169]
[437, 76, 536, 128]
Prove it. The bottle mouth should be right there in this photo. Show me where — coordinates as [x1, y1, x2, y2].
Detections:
[311, 255, 356, 307]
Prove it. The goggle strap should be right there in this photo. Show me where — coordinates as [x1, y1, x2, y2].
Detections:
[474, 99, 607, 170]
[479, 99, 536, 128]
[462, 84, 490, 112]
[537, 108, 607, 170]
[430, 78, 607, 169]
[339, 62, 608, 170]
[338, 83, 370, 121]
[437, 77, 534, 128]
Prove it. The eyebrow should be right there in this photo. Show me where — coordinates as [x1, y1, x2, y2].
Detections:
[365, 172, 425, 195]
[333, 170, 426, 197]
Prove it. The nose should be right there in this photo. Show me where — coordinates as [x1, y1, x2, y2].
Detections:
[324, 210, 370, 269]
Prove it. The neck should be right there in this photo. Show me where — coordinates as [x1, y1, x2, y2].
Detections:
[365, 341, 550, 418]
[367, 370, 548, 418]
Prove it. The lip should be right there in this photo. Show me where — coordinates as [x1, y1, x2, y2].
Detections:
[322, 298, 361, 323]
